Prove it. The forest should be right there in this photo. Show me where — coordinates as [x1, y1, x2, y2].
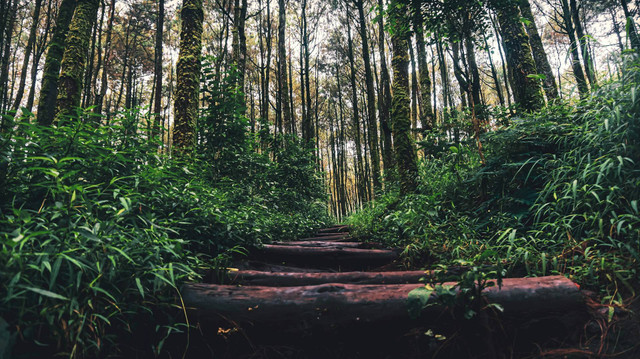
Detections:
[1, 0, 640, 357]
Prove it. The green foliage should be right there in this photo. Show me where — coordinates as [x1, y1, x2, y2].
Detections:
[0, 102, 328, 357]
[349, 56, 640, 301]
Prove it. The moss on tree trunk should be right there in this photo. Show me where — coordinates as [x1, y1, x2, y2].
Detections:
[53, 0, 99, 123]
[493, 0, 544, 113]
[36, 0, 77, 126]
[173, 0, 203, 154]
[389, 0, 419, 195]
[519, 0, 558, 101]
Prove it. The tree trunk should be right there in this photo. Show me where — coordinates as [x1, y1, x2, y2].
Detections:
[12, 0, 42, 112]
[493, 0, 545, 112]
[356, 0, 381, 193]
[213, 270, 428, 286]
[620, 0, 640, 51]
[36, 0, 77, 125]
[412, 0, 433, 131]
[232, 0, 247, 110]
[377, 0, 394, 181]
[53, 0, 100, 122]
[277, 0, 291, 134]
[173, 0, 203, 153]
[570, 0, 596, 87]
[389, 0, 419, 195]
[95, 0, 115, 116]
[560, 0, 589, 98]
[152, 0, 164, 137]
[519, 0, 558, 101]
[0, 0, 17, 116]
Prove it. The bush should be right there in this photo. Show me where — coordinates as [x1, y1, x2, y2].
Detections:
[0, 107, 328, 357]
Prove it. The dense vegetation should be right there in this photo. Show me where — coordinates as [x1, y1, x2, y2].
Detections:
[350, 55, 640, 299]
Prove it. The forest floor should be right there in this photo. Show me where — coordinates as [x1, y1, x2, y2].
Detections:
[170, 226, 617, 359]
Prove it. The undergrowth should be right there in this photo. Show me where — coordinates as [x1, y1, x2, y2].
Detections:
[348, 56, 640, 303]
[0, 105, 328, 357]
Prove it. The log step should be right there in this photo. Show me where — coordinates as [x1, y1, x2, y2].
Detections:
[252, 244, 399, 269]
[296, 235, 355, 242]
[316, 225, 350, 234]
[183, 276, 585, 330]
[212, 270, 428, 286]
[273, 240, 363, 248]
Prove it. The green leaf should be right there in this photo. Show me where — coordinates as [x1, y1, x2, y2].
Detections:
[24, 287, 69, 301]
[135, 278, 145, 299]
[407, 286, 433, 319]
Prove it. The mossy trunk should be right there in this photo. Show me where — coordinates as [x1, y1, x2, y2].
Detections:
[389, 0, 419, 195]
[412, 0, 433, 131]
[53, 0, 99, 123]
[570, 0, 596, 87]
[519, 0, 558, 101]
[173, 0, 203, 154]
[36, 0, 77, 125]
[493, 0, 544, 113]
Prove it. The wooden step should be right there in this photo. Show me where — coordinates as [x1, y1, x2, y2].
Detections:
[296, 235, 355, 242]
[212, 270, 428, 286]
[251, 244, 399, 270]
[272, 240, 363, 248]
[316, 225, 350, 234]
[183, 276, 586, 330]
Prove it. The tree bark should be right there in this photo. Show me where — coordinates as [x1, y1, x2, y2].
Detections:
[493, 0, 544, 112]
[173, 0, 203, 153]
[412, 0, 433, 131]
[36, 0, 77, 125]
[152, 0, 164, 138]
[389, 0, 419, 194]
[277, 0, 292, 134]
[560, 0, 589, 98]
[377, 0, 394, 181]
[53, 0, 101, 122]
[570, 0, 596, 87]
[356, 0, 381, 193]
[519, 0, 558, 101]
[183, 276, 586, 328]
[12, 0, 43, 112]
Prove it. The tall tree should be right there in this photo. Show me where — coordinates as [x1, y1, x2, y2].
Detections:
[277, 0, 292, 134]
[12, 0, 43, 112]
[377, 0, 394, 179]
[232, 0, 248, 109]
[558, 0, 589, 98]
[389, 0, 419, 194]
[173, 0, 204, 152]
[570, 0, 596, 86]
[412, 0, 434, 131]
[356, 0, 382, 193]
[492, 0, 544, 112]
[152, 0, 165, 137]
[53, 0, 101, 122]
[519, 0, 559, 101]
[36, 0, 77, 125]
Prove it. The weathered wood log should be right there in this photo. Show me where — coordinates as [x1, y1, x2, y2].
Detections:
[272, 240, 363, 248]
[216, 270, 428, 286]
[316, 225, 350, 234]
[183, 276, 585, 330]
[252, 244, 399, 269]
[314, 232, 351, 237]
[296, 235, 355, 242]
